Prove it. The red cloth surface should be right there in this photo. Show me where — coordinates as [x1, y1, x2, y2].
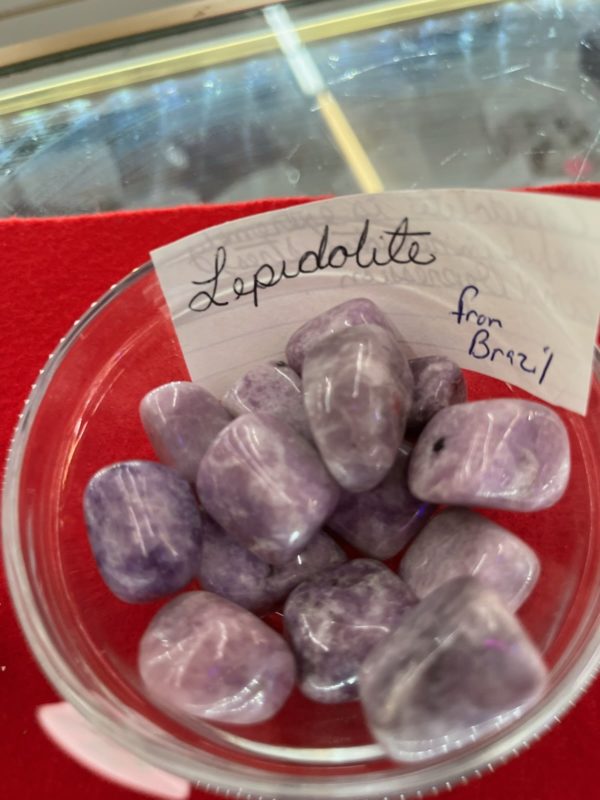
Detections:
[0, 185, 599, 800]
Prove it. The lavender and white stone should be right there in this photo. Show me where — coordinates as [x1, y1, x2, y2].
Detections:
[327, 444, 431, 559]
[284, 559, 416, 703]
[399, 509, 540, 610]
[303, 324, 414, 493]
[408, 399, 571, 511]
[197, 413, 340, 565]
[84, 461, 202, 603]
[408, 355, 467, 430]
[197, 512, 347, 613]
[140, 381, 231, 483]
[139, 592, 295, 724]
[223, 362, 312, 440]
[359, 576, 548, 762]
[285, 297, 398, 374]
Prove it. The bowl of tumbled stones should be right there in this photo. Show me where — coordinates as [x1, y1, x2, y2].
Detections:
[5, 268, 600, 800]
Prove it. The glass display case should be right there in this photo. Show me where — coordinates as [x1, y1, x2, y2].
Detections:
[0, 0, 598, 217]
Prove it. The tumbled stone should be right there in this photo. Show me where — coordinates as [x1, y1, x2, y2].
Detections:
[303, 324, 413, 493]
[197, 413, 339, 565]
[284, 559, 416, 703]
[399, 509, 539, 610]
[140, 381, 231, 483]
[408, 355, 467, 430]
[222, 362, 311, 440]
[327, 444, 431, 559]
[197, 512, 347, 612]
[359, 576, 547, 762]
[84, 461, 202, 603]
[285, 297, 398, 374]
[139, 592, 295, 724]
[408, 399, 570, 511]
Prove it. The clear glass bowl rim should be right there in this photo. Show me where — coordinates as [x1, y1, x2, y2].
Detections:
[3, 260, 600, 800]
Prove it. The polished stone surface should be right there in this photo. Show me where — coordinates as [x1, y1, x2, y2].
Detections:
[408, 399, 571, 510]
[139, 592, 295, 724]
[303, 324, 413, 493]
[222, 362, 311, 440]
[399, 508, 540, 610]
[327, 443, 431, 559]
[196, 412, 340, 565]
[84, 460, 202, 602]
[285, 298, 398, 374]
[140, 381, 232, 483]
[284, 559, 416, 703]
[359, 576, 548, 761]
[408, 356, 467, 430]
[197, 511, 346, 613]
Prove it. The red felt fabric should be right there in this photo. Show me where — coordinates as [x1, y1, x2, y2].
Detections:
[0, 185, 598, 800]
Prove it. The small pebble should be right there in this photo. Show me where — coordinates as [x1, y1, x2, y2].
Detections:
[285, 297, 398, 374]
[408, 398, 570, 510]
[84, 461, 202, 602]
[140, 381, 231, 483]
[197, 413, 340, 565]
[197, 512, 347, 612]
[139, 592, 295, 724]
[408, 355, 467, 430]
[223, 362, 312, 440]
[359, 576, 548, 761]
[303, 324, 414, 492]
[327, 444, 431, 559]
[399, 508, 540, 610]
[284, 559, 416, 703]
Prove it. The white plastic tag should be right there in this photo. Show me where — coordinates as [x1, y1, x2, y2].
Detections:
[151, 190, 600, 415]
[37, 703, 190, 799]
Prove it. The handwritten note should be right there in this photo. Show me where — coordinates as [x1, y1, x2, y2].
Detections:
[151, 190, 600, 415]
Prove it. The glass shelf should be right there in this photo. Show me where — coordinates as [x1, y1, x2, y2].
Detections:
[0, 0, 598, 217]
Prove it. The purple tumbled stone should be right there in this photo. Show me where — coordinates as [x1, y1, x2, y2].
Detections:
[408, 399, 571, 511]
[197, 511, 347, 612]
[303, 324, 413, 493]
[285, 297, 398, 374]
[359, 576, 548, 761]
[222, 362, 312, 440]
[327, 444, 431, 559]
[140, 381, 231, 483]
[284, 559, 416, 703]
[139, 592, 295, 724]
[196, 413, 340, 565]
[399, 509, 540, 610]
[408, 355, 467, 430]
[84, 461, 202, 603]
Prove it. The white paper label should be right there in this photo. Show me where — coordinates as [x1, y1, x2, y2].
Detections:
[151, 190, 600, 415]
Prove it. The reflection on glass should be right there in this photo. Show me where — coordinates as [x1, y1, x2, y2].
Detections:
[0, 0, 598, 217]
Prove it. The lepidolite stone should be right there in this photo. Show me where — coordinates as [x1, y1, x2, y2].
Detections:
[140, 381, 231, 483]
[327, 444, 431, 559]
[285, 297, 398, 374]
[399, 509, 540, 610]
[408, 399, 570, 511]
[197, 512, 347, 612]
[359, 577, 547, 761]
[84, 461, 202, 603]
[303, 325, 413, 493]
[408, 355, 466, 430]
[139, 592, 295, 724]
[223, 362, 311, 440]
[284, 559, 416, 703]
[197, 413, 339, 565]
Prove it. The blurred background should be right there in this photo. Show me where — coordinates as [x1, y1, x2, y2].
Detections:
[0, 0, 599, 217]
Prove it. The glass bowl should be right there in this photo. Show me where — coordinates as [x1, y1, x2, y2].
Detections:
[3, 262, 600, 800]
